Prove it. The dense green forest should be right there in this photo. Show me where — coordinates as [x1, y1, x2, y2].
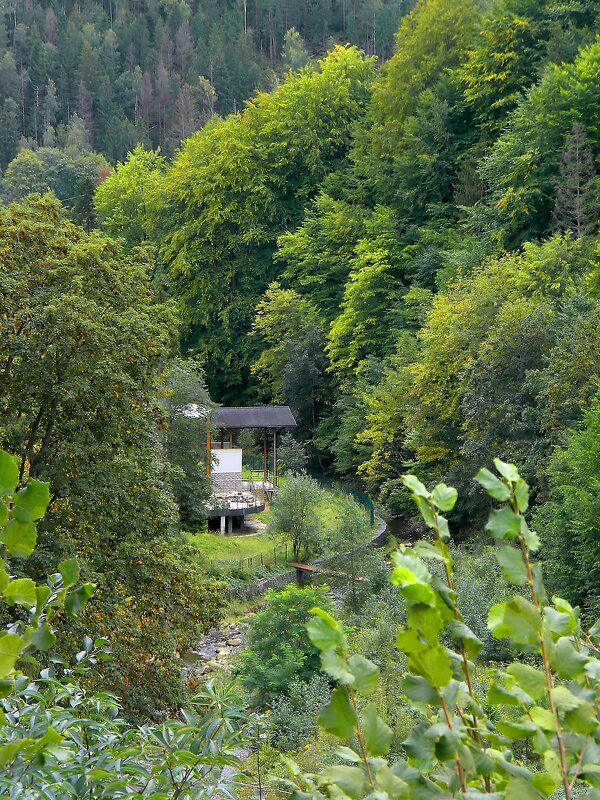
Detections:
[2, 0, 600, 796]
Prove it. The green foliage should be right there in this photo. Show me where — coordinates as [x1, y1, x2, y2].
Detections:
[165, 359, 213, 527]
[237, 585, 333, 705]
[277, 193, 367, 325]
[270, 674, 331, 751]
[267, 474, 324, 561]
[535, 394, 600, 618]
[0, 195, 222, 716]
[483, 35, 600, 244]
[280, 460, 600, 799]
[252, 284, 328, 438]
[2, 670, 248, 797]
[153, 46, 376, 399]
[277, 433, 309, 475]
[0, 0, 407, 162]
[94, 146, 167, 247]
[1, 138, 109, 226]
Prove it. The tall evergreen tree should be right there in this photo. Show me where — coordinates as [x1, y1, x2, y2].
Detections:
[552, 121, 599, 238]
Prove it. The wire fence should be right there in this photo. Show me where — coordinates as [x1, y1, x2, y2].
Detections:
[209, 544, 290, 571]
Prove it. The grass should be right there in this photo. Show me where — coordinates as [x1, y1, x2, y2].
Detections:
[187, 531, 278, 562]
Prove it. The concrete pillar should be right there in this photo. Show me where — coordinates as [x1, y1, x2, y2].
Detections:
[220, 516, 226, 535]
[227, 516, 233, 534]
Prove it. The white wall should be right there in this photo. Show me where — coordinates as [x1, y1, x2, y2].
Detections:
[211, 448, 242, 474]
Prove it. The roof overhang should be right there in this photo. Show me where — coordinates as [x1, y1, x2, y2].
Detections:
[212, 405, 297, 429]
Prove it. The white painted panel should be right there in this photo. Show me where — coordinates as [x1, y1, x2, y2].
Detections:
[212, 448, 242, 474]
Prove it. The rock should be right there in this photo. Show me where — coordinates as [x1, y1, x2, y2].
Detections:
[227, 637, 243, 647]
[206, 659, 221, 670]
[217, 648, 230, 657]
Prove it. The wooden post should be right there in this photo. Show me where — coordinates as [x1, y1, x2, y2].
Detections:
[263, 427, 268, 483]
[206, 429, 211, 476]
[273, 428, 277, 486]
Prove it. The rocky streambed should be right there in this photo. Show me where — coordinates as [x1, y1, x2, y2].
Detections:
[182, 621, 249, 681]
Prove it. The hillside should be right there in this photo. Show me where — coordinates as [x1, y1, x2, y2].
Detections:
[0, 0, 409, 167]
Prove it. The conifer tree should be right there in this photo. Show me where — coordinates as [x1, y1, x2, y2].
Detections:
[552, 121, 599, 237]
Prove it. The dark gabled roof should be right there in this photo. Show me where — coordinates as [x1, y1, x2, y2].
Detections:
[212, 406, 297, 429]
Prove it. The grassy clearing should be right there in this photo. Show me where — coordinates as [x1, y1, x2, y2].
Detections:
[187, 531, 277, 562]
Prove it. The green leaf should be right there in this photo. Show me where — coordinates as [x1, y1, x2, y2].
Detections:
[447, 619, 483, 657]
[488, 596, 541, 646]
[401, 474, 429, 498]
[493, 458, 520, 482]
[4, 578, 37, 607]
[307, 609, 344, 652]
[0, 567, 9, 595]
[548, 637, 588, 679]
[514, 479, 529, 512]
[347, 654, 379, 697]
[321, 766, 366, 799]
[529, 706, 556, 731]
[390, 552, 436, 607]
[0, 452, 18, 495]
[361, 704, 392, 757]
[13, 479, 50, 520]
[320, 650, 353, 684]
[485, 507, 522, 541]
[58, 558, 80, 588]
[29, 624, 56, 652]
[410, 643, 453, 688]
[403, 674, 440, 706]
[414, 496, 436, 527]
[475, 467, 511, 501]
[318, 687, 357, 739]
[64, 583, 95, 616]
[520, 519, 540, 552]
[0, 518, 37, 558]
[506, 663, 546, 700]
[0, 633, 23, 677]
[431, 483, 457, 512]
[496, 546, 528, 585]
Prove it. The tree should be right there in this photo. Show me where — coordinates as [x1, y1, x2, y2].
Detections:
[327, 206, 406, 382]
[94, 145, 167, 247]
[328, 495, 373, 612]
[165, 358, 213, 528]
[236, 584, 333, 704]
[267, 473, 323, 562]
[153, 46, 376, 399]
[276, 192, 367, 325]
[280, 28, 309, 72]
[552, 121, 599, 237]
[0, 195, 221, 716]
[252, 284, 328, 438]
[483, 38, 600, 245]
[277, 432, 308, 475]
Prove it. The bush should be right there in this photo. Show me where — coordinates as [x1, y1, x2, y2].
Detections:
[270, 674, 331, 751]
[236, 584, 332, 705]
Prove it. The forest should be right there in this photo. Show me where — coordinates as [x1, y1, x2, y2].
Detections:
[1, 0, 600, 797]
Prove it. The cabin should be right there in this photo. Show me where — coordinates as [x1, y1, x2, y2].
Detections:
[206, 405, 297, 534]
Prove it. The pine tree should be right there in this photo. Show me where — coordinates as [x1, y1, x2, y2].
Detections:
[552, 121, 599, 237]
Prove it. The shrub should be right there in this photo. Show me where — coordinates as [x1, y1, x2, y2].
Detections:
[270, 674, 332, 751]
[236, 584, 332, 705]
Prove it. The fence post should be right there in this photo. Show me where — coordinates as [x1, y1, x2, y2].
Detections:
[260, 552, 264, 566]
